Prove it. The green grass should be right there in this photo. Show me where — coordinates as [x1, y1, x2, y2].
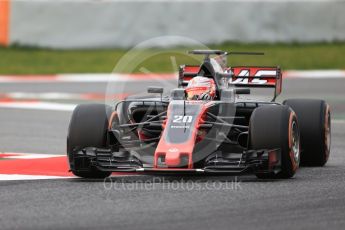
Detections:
[1, 42, 345, 74]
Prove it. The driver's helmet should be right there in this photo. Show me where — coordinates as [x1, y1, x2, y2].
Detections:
[186, 76, 216, 100]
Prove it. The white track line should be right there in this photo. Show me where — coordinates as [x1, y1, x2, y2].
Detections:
[0, 174, 74, 181]
[0, 92, 125, 100]
[0, 73, 177, 83]
[56, 74, 134, 82]
[1, 92, 87, 100]
[0, 102, 76, 111]
[283, 70, 345, 79]
[0, 153, 65, 159]
[333, 120, 345, 124]
[0, 71, 344, 83]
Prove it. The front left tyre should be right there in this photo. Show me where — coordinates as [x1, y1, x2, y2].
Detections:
[249, 105, 300, 179]
[67, 104, 112, 179]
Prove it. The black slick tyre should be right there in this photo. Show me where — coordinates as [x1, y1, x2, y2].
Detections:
[249, 105, 300, 179]
[283, 99, 331, 166]
[67, 104, 112, 178]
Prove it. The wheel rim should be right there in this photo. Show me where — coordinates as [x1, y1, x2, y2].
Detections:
[325, 109, 331, 157]
[291, 120, 300, 163]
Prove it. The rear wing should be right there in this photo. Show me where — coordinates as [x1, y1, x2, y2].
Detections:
[230, 66, 282, 99]
[178, 65, 282, 100]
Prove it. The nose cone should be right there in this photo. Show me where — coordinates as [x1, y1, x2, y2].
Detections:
[165, 151, 181, 167]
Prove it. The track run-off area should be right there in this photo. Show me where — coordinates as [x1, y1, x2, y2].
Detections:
[0, 72, 345, 230]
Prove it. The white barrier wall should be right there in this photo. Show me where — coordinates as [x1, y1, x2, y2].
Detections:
[9, 0, 345, 49]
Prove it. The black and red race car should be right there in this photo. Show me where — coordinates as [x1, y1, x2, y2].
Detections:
[67, 50, 331, 179]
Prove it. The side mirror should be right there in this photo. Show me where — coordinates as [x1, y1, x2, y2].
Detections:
[234, 88, 250, 95]
[147, 86, 164, 94]
[171, 88, 185, 100]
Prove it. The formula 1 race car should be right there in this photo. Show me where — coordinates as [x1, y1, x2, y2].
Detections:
[67, 50, 331, 179]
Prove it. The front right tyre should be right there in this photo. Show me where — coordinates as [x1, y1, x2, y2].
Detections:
[283, 99, 331, 166]
[67, 104, 112, 179]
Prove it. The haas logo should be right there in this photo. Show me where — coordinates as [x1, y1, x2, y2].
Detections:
[168, 148, 179, 153]
[230, 69, 277, 85]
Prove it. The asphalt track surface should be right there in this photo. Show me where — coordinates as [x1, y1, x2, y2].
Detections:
[1, 78, 345, 230]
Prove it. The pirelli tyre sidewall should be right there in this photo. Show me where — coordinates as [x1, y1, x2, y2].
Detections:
[249, 105, 300, 179]
[283, 99, 331, 166]
[67, 104, 112, 179]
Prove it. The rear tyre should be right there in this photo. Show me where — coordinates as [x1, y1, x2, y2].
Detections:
[283, 99, 331, 166]
[249, 105, 300, 179]
[67, 104, 112, 179]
